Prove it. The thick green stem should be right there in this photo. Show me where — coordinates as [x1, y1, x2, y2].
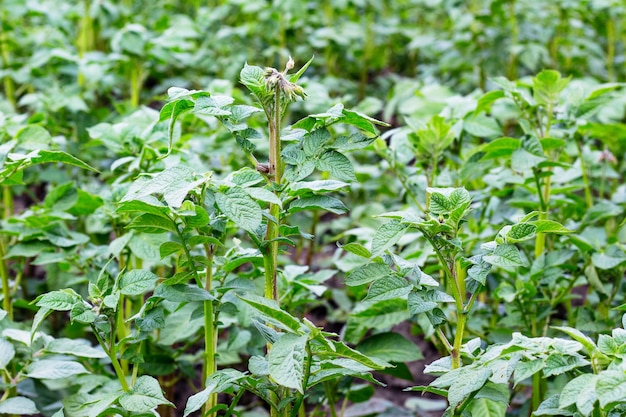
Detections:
[531, 372, 542, 413]
[577, 140, 593, 208]
[534, 102, 554, 258]
[202, 244, 217, 417]
[305, 211, 319, 267]
[130, 58, 143, 107]
[93, 326, 129, 391]
[264, 82, 285, 417]
[0, 237, 10, 321]
[0, 21, 15, 110]
[507, 0, 519, 79]
[77, 0, 94, 88]
[359, 10, 373, 100]
[115, 293, 129, 374]
[264, 86, 283, 304]
[606, 17, 615, 82]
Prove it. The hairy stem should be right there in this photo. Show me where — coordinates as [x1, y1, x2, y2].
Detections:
[202, 244, 217, 417]
[264, 85, 283, 304]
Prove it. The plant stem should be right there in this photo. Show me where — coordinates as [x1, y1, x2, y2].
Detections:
[93, 325, 129, 391]
[507, 0, 519, 80]
[576, 140, 593, 209]
[531, 372, 542, 413]
[534, 101, 554, 258]
[0, 18, 16, 110]
[305, 211, 319, 267]
[116, 293, 129, 373]
[0, 237, 10, 321]
[359, 10, 373, 100]
[77, 0, 94, 88]
[202, 243, 217, 417]
[130, 58, 143, 107]
[264, 85, 283, 304]
[291, 342, 312, 417]
[606, 17, 615, 82]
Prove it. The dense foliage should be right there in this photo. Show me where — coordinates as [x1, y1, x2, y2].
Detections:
[1, 1, 625, 417]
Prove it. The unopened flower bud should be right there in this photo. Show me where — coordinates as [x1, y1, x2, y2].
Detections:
[285, 56, 295, 72]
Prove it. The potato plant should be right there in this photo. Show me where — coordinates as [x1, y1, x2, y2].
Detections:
[1, 1, 626, 417]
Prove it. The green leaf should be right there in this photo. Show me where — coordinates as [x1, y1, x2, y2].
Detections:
[466, 398, 506, 417]
[448, 368, 491, 408]
[530, 220, 573, 234]
[240, 64, 272, 110]
[70, 303, 97, 324]
[346, 263, 391, 286]
[315, 150, 356, 182]
[216, 186, 263, 233]
[371, 219, 408, 256]
[364, 276, 412, 302]
[352, 298, 409, 329]
[161, 98, 194, 154]
[125, 166, 204, 208]
[35, 289, 81, 311]
[484, 244, 525, 268]
[413, 115, 456, 156]
[338, 242, 372, 258]
[0, 397, 39, 415]
[183, 370, 244, 417]
[303, 128, 331, 157]
[513, 359, 544, 386]
[45, 338, 107, 358]
[269, 333, 308, 393]
[153, 284, 213, 302]
[357, 332, 423, 362]
[288, 56, 314, 84]
[288, 195, 348, 215]
[591, 252, 626, 270]
[511, 148, 546, 171]
[160, 241, 183, 258]
[119, 270, 159, 296]
[62, 393, 117, 417]
[340, 108, 388, 134]
[117, 200, 170, 218]
[238, 293, 303, 333]
[127, 213, 178, 234]
[559, 374, 597, 409]
[325, 341, 390, 370]
[506, 223, 537, 243]
[26, 359, 89, 379]
[29, 150, 97, 172]
[552, 327, 597, 355]
[0, 337, 15, 369]
[533, 70, 570, 106]
[193, 95, 232, 116]
[543, 354, 589, 377]
[245, 187, 282, 207]
[596, 370, 626, 409]
[16, 125, 52, 149]
[289, 180, 349, 195]
[473, 90, 505, 116]
[464, 115, 502, 138]
[479, 137, 521, 159]
[119, 375, 174, 412]
[534, 394, 575, 416]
